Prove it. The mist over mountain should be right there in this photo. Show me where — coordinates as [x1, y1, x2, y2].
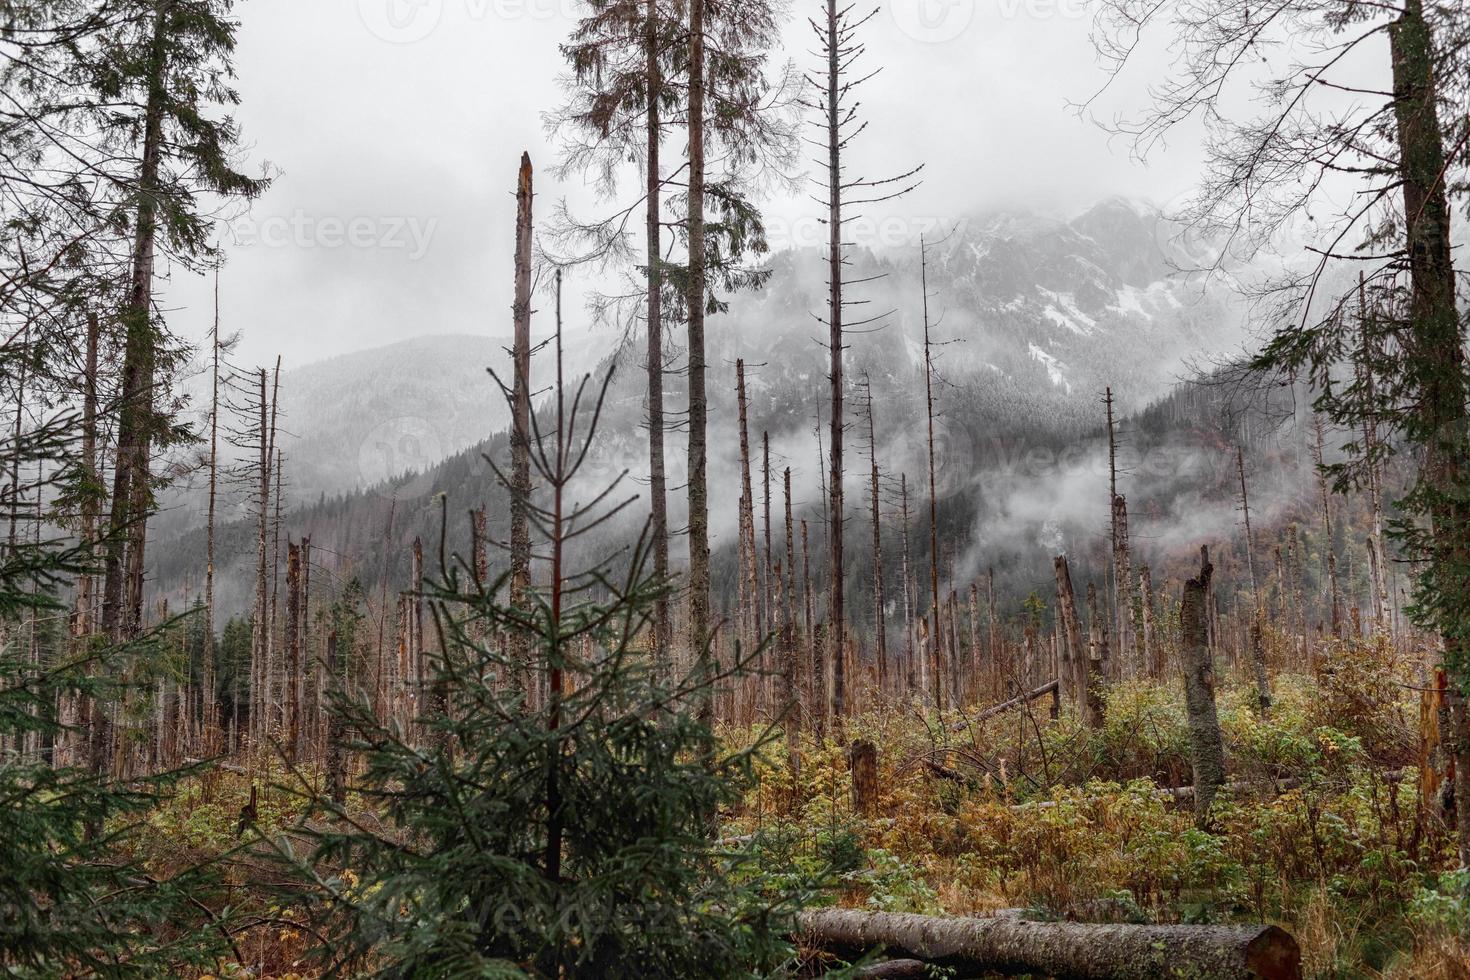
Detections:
[152, 197, 1279, 620]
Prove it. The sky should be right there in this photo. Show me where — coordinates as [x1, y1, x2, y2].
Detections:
[162, 0, 1207, 371]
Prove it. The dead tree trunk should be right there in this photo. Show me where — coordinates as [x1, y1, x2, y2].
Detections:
[1237, 447, 1271, 716]
[1139, 564, 1157, 677]
[921, 241, 943, 711]
[686, 0, 712, 728]
[644, 0, 671, 673]
[1052, 556, 1084, 712]
[1084, 583, 1107, 728]
[1310, 415, 1343, 638]
[285, 541, 301, 761]
[900, 474, 915, 694]
[325, 631, 345, 805]
[849, 739, 878, 816]
[736, 360, 759, 664]
[782, 467, 800, 772]
[250, 369, 271, 746]
[864, 378, 888, 692]
[509, 153, 535, 704]
[799, 909, 1301, 980]
[1105, 388, 1135, 676]
[1181, 547, 1226, 825]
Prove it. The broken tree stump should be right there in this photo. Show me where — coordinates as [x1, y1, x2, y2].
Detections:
[850, 740, 879, 816]
[800, 908, 1301, 980]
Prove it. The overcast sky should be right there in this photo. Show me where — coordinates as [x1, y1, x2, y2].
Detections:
[163, 0, 1207, 370]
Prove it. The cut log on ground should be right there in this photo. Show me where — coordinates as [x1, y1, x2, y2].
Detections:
[800, 908, 1301, 980]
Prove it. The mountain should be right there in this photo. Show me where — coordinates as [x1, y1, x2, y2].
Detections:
[150, 197, 1269, 620]
[272, 333, 514, 504]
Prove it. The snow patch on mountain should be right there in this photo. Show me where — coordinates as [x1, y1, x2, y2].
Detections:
[1028, 343, 1071, 394]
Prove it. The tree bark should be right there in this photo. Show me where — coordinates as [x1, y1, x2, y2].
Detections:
[101, 5, 167, 644]
[1389, 0, 1470, 867]
[644, 0, 671, 674]
[1181, 548, 1226, 824]
[799, 909, 1301, 980]
[686, 0, 712, 729]
[1052, 556, 1084, 711]
[510, 152, 535, 706]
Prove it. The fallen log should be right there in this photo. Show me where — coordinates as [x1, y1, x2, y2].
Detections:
[852, 959, 928, 978]
[950, 679, 1060, 732]
[800, 908, 1301, 980]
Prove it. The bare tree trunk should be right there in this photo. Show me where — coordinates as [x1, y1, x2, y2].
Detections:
[1311, 416, 1343, 637]
[204, 277, 221, 744]
[1355, 274, 1392, 637]
[822, 0, 847, 726]
[849, 740, 878, 816]
[986, 567, 998, 695]
[1181, 547, 1226, 825]
[802, 519, 824, 740]
[1238, 447, 1270, 715]
[783, 468, 800, 772]
[644, 0, 671, 674]
[686, 0, 712, 729]
[325, 631, 345, 805]
[864, 380, 888, 693]
[1105, 387, 1134, 675]
[1052, 556, 1084, 711]
[1139, 564, 1157, 677]
[967, 583, 980, 697]
[900, 475, 915, 695]
[920, 241, 942, 711]
[762, 431, 772, 647]
[1084, 583, 1107, 728]
[250, 369, 271, 746]
[285, 541, 301, 761]
[413, 536, 425, 723]
[736, 360, 758, 665]
[510, 153, 535, 705]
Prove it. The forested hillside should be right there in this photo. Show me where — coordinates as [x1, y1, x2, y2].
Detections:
[4, 0, 1470, 978]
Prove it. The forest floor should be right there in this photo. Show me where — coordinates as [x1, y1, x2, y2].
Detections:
[136, 635, 1470, 978]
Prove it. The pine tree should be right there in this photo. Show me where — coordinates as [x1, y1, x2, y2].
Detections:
[0, 409, 228, 974]
[290, 327, 809, 979]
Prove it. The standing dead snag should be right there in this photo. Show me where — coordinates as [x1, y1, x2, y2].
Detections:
[807, 0, 921, 723]
[1084, 583, 1107, 729]
[325, 631, 345, 806]
[1105, 387, 1135, 676]
[782, 468, 800, 773]
[850, 739, 878, 816]
[921, 238, 943, 711]
[863, 376, 888, 693]
[1181, 547, 1226, 824]
[1139, 564, 1157, 676]
[285, 541, 301, 761]
[1237, 447, 1271, 717]
[1052, 555, 1085, 717]
[799, 909, 1302, 980]
[509, 152, 535, 705]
